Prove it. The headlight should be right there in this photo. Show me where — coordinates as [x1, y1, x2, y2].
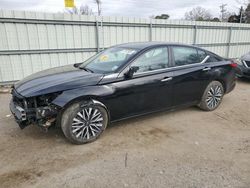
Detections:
[36, 92, 62, 106]
[242, 60, 248, 67]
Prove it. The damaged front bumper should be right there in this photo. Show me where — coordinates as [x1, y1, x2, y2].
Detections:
[9, 89, 60, 129]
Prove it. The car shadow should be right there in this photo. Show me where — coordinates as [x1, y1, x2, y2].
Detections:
[18, 105, 199, 144]
[109, 106, 200, 128]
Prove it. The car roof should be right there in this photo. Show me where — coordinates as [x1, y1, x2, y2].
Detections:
[114, 42, 225, 61]
[114, 41, 201, 50]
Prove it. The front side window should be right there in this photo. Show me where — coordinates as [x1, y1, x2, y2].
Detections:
[80, 47, 138, 73]
[172, 46, 204, 66]
[132, 47, 169, 73]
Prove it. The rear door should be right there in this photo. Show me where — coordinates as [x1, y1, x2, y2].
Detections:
[170, 46, 212, 106]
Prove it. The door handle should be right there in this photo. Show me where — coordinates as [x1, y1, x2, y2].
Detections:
[161, 77, 173, 82]
[202, 67, 211, 71]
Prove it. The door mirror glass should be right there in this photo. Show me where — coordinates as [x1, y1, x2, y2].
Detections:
[124, 66, 139, 78]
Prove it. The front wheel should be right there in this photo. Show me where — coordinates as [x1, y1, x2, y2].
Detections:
[61, 101, 108, 144]
[198, 81, 224, 111]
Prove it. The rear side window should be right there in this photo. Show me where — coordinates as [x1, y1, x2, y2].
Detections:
[207, 54, 222, 62]
[197, 50, 207, 62]
[172, 46, 203, 66]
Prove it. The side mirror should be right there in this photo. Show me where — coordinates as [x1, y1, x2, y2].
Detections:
[73, 63, 82, 68]
[124, 66, 139, 78]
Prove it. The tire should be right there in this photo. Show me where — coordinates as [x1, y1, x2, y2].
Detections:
[61, 101, 108, 144]
[198, 81, 224, 111]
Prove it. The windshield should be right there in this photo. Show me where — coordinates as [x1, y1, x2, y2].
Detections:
[79, 47, 138, 74]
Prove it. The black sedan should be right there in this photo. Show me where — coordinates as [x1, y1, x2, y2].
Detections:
[10, 42, 237, 144]
[236, 52, 250, 78]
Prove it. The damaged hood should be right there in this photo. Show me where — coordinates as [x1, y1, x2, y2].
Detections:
[14, 65, 104, 97]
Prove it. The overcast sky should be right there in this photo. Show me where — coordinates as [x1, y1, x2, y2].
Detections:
[0, 0, 244, 19]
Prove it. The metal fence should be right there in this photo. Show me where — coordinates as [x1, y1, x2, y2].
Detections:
[0, 9, 250, 84]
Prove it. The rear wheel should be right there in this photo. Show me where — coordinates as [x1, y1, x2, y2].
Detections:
[61, 101, 108, 144]
[198, 81, 224, 111]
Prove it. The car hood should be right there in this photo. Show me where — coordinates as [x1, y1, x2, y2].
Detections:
[14, 65, 104, 97]
[241, 52, 250, 61]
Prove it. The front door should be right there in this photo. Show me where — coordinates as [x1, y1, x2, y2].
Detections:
[103, 46, 174, 120]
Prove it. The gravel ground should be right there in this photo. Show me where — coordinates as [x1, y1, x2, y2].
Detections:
[0, 80, 250, 188]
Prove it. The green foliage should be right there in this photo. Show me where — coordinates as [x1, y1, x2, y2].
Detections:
[155, 14, 170, 19]
[228, 3, 250, 23]
[184, 7, 212, 21]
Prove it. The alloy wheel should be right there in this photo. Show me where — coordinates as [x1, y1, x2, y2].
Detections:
[206, 85, 223, 109]
[71, 107, 104, 140]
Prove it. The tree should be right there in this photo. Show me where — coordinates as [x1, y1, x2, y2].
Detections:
[228, 6, 244, 23]
[228, 14, 239, 22]
[94, 0, 102, 16]
[220, 4, 228, 22]
[218, 4, 236, 22]
[65, 4, 94, 15]
[154, 14, 170, 19]
[184, 7, 212, 21]
[210, 17, 221, 22]
[227, 5, 250, 23]
[246, 3, 250, 23]
[235, 0, 250, 6]
[234, 0, 250, 23]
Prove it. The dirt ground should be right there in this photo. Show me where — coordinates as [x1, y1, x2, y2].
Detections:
[0, 80, 250, 188]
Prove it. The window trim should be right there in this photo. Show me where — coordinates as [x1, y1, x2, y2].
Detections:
[171, 55, 210, 69]
[117, 45, 209, 79]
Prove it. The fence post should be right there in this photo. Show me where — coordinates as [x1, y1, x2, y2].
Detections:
[149, 20, 153, 41]
[0, 68, 2, 83]
[226, 27, 232, 58]
[96, 20, 100, 53]
[100, 18, 104, 50]
[193, 25, 197, 45]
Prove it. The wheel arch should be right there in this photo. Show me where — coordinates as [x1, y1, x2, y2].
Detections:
[52, 86, 114, 127]
[55, 95, 111, 128]
[214, 79, 226, 92]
